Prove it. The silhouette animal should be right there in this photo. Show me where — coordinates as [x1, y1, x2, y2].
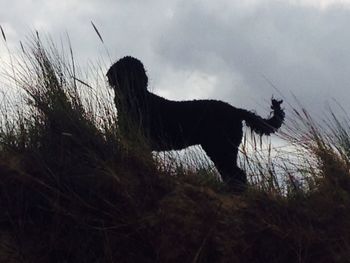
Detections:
[107, 56, 285, 193]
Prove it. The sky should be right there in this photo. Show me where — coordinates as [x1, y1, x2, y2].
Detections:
[1, 0, 350, 118]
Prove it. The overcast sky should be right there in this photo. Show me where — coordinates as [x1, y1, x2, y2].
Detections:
[1, 0, 350, 117]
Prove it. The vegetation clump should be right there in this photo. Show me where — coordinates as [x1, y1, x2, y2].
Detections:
[0, 36, 350, 262]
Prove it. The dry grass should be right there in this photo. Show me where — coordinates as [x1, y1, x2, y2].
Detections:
[0, 35, 350, 262]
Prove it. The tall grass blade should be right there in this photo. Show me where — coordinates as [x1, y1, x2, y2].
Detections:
[0, 25, 6, 42]
[91, 21, 104, 43]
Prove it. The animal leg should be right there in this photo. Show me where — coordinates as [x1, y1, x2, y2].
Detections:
[202, 143, 247, 193]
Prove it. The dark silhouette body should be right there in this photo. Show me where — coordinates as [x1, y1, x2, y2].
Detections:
[107, 56, 285, 192]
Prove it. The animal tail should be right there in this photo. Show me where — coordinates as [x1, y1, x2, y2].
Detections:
[240, 99, 285, 135]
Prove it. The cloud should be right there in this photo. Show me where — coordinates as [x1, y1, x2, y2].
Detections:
[1, 0, 350, 115]
[149, 0, 350, 114]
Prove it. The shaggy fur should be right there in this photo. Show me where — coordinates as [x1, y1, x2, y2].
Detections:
[107, 56, 285, 192]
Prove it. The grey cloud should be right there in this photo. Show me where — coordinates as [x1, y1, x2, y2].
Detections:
[153, 1, 350, 113]
[1, 0, 350, 115]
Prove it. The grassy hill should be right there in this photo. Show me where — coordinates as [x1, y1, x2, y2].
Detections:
[0, 36, 350, 263]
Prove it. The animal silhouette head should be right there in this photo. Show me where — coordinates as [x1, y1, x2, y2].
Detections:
[107, 56, 148, 98]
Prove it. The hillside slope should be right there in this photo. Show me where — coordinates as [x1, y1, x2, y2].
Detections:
[1, 36, 350, 263]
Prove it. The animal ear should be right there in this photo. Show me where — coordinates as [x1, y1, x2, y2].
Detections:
[106, 69, 117, 87]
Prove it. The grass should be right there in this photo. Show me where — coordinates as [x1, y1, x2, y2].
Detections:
[0, 35, 350, 262]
